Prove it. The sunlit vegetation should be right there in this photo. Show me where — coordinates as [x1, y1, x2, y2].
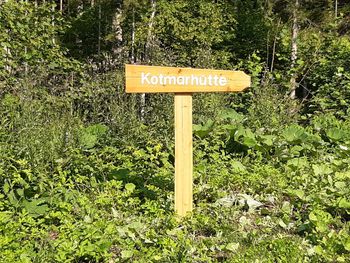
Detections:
[1, 0, 350, 262]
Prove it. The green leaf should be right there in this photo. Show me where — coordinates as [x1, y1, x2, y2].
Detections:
[219, 109, 244, 122]
[128, 221, 143, 231]
[98, 241, 112, 251]
[121, 250, 134, 259]
[231, 161, 246, 172]
[344, 240, 350, 252]
[312, 164, 333, 176]
[287, 158, 308, 168]
[79, 124, 108, 149]
[0, 212, 12, 224]
[153, 255, 162, 261]
[225, 242, 239, 252]
[243, 136, 257, 147]
[193, 119, 214, 138]
[79, 133, 98, 149]
[16, 188, 24, 198]
[125, 183, 136, 193]
[278, 219, 288, 229]
[326, 128, 345, 142]
[288, 189, 305, 200]
[290, 145, 304, 155]
[282, 124, 307, 143]
[3, 181, 10, 194]
[22, 200, 49, 217]
[260, 135, 275, 146]
[235, 127, 256, 147]
[309, 209, 333, 233]
[338, 198, 350, 209]
[334, 181, 346, 190]
[109, 169, 130, 181]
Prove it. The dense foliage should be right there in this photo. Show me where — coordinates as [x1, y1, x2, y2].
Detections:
[1, 0, 350, 262]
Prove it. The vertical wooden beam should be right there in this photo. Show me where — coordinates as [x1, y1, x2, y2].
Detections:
[174, 94, 193, 217]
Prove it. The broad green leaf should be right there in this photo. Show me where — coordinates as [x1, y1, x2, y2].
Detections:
[278, 219, 287, 229]
[79, 124, 108, 149]
[288, 189, 305, 200]
[98, 241, 112, 251]
[243, 136, 257, 147]
[219, 109, 244, 122]
[128, 221, 143, 231]
[344, 240, 350, 251]
[326, 128, 344, 142]
[225, 242, 239, 252]
[125, 183, 136, 193]
[22, 200, 49, 217]
[235, 127, 256, 147]
[153, 255, 162, 261]
[79, 133, 98, 149]
[16, 188, 24, 198]
[231, 161, 246, 172]
[260, 135, 275, 146]
[290, 145, 304, 155]
[193, 119, 214, 138]
[312, 164, 333, 176]
[287, 158, 308, 168]
[334, 181, 346, 190]
[121, 250, 134, 259]
[282, 124, 307, 143]
[109, 169, 129, 181]
[0, 212, 12, 224]
[338, 198, 350, 209]
[309, 209, 333, 232]
[83, 215, 92, 223]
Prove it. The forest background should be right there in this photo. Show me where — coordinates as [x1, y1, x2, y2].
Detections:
[1, 0, 350, 262]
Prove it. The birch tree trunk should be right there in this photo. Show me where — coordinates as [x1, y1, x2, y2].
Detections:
[145, 0, 156, 63]
[3, 0, 11, 74]
[111, 6, 123, 66]
[335, 0, 338, 19]
[98, 2, 101, 57]
[52, 3, 56, 45]
[290, 0, 299, 99]
[140, 0, 157, 121]
[131, 7, 135, 63]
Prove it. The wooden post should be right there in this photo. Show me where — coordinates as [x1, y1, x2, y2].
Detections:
[125, 64, 250, 217]
[174, 94, 193, 216]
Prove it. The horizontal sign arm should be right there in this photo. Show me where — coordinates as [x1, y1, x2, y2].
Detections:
[125, 64, 250, 93]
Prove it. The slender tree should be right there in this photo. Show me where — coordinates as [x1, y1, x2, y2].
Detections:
[290, 0, 299, 99]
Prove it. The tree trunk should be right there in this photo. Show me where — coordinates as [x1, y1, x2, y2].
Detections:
[131, 7, 135, 63]
[290, 0, 299, 99]
[145, 0, 156, 63]
[270, 19, 280, 73]
[24, 0, 29, 75]
[3, 0, 11, 75]
[98, 2, 101, 57]
[141, 0, 157, 121]
[335, 0, 338, 19]
[111, 6, 123, 66]
[52, 3, 56, 45]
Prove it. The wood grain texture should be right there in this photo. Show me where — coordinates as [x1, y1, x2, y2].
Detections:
[174, 94, 193, 216]
[125, 64, 250, 93]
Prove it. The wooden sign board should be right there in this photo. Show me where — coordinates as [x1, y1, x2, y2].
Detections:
[124, 64, 250, 217]
[125, 64, 250, 93]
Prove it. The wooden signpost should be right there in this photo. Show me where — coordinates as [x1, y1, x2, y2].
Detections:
[125, 64, 250, 217]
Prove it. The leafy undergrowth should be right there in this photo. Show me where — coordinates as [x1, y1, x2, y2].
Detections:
[1, 127, 349, 262]
[1, 99, 350, 262]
